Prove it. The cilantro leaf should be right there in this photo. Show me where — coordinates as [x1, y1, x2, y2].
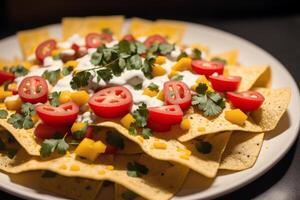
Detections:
[42, 69, 61, 85]
[21, 103, 36, 116]
[106, 130, 124, 150]
[128, 126, 137, 136]
[141, 128, 152, 139]
[127, 161, 149, 177]
[97, 68, 113, 82]
[132, 103, 148, 128]
[133, 83, 142, 90]
[48, 91, 60, 107]
[135, 42, 146, 54]
[62, 66, 73, 76]
[159, 43, 174, 55]
[192, 48, 201, 59]
[119, 40, 131, 55]
[56, 139, 69, 154]
[102, 28, 113, 35]
[171, 74, 184, 81]
[147, 83, 159, 91]
[7, 113, 24, 129]
[70, 71, 92, 89]
[128, 55, 142, 70]
[142, 56, 155, 79]
[0, 109, 8, 119]
[121, 190, 138, 200]
[196, 140, 212, 154]
[177, 52, 188, 61]
[195, 83, 208, 95]
[23, 115, 34, 129]
[211, 57, 227, 65]
[9, 65, 28, 77]
[40, 138, 69, 157]
[91, 52, 103, 65]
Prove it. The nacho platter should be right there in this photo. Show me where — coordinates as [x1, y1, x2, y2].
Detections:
[0, 18, 299, 200]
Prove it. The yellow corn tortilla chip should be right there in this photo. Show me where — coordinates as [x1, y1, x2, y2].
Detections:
[219, 131, 264, 170]
[62, 16, 124, 39]
[17, 27, 50, 58]
[209, 49, 239, 65]
[226, 65, 271, 91]
[115, 184, 145, 200]
[128, 18, 153, 38]
[178, 87, 290, 142]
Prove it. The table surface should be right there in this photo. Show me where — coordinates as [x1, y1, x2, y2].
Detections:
[0, 15, 299, 200]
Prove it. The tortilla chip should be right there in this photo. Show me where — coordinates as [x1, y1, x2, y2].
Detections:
[62, 16, 124, 39]
[226, 65, 271, 91]
[115, 184, 145, 200]
[219, 131, 264, 170]
[128, 18, 153, 38]
[17, 27, 50, 58]
[209, 49, 239, 65]
[179, 87, 290, 141]
[98, 121, 231, 178]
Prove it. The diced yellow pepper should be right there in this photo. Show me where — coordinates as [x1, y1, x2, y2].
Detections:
[5, 97, 22, 111]
[151, 65, 166, 77]
[0, 89, 13, 102]
[225, 109, 248, 126]
[191, 75, 214, 92]
[51, 49, 61, 57]
[64, 60, 78, 68]
[156, 90, 164, 101]
[93, 140, 107, 154]
[75, 138, 107, 162]
[70, 164, 80, 171]
[71, 122, 87, 133]
[71, 90, 89, 106]
[136, 135, 144, 143]
[7, 83, 17, 92]
[171, 57, 192, 71]
[143, 88, 158, 97]
[59, 91, 72, 104]
[31, 114, 39, 124]
[120, 113, 135, 129]
[22, 61, 33, 69]
[155, 56, 166, 64]
[168, 69, 178, 79]
[153, 142, 167, 149]
[196, 75, 209, 84]
[180, 118, 190, 130]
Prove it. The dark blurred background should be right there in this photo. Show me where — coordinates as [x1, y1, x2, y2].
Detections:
[0, 0, 300, 199]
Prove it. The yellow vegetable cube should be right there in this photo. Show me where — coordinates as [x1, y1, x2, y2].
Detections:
[168, 69, 178, 79]
[71, 122, 87, 133]
[153, 142, 167, 149]
[93, 140, 107, 154]
[156, 90, 164, 101]
[22, 61, 33, 69]
[59, 91, 72, 104]
[171, 57, 192, 71]
[143, 88, 158, 97]
[151, 65, 166, 77]
[225, 109, 248, 126]
[51, 49, 61, 57]
[64, 60, 78, 68]
[155, 56, 166, 64]
[71, 90, 89, 106]
[70, 164, 80, 171]
[0, 89, 13, 102]
[31, 114, 39, 124]
[5, 97, 22, 111]
[180, 118, 190, 130]
[120, 113, 135, 129]
[196, 75, 209, 84]
[75, 138, 106, 161]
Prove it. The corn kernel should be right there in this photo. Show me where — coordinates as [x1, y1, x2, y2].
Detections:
[106, 165, 114, 170]
[136, 135, 144, 143]
[153, 142, 167, 149]
[155, 56, 166, 64]
[51, 49, 61, 57]
[198, 127, 206, 132]
[93, 141, 107, 154]
[143, 88, 158, 97]
[64, 60, 78, 68]
[177, 148, 192, 156]
[59, 164, 67, 170]
[31, 115, 39, 124]
[66, 151, 71, 158]
[171, 57, 192, 71]
[156, 90, 164, 101]
[98, 170, 106, 175]
[71, 122, 87, 133]
[0, 90, 13, 102]
[71, 90, 89, 106]
[70, 164, 80, 171]
[120, 113, 135, 129]
[151, 65, 166, 77]
[75, 138, 106, 161]
[59, 91, 72, 104]
[225, 109, 248, 126]
[180, 118, 190, 130]
[5, 97, 22, 111]
[180, 154, 190, 160]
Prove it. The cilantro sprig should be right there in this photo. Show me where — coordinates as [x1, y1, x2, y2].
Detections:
[192, 83, 225, 117]
[7, 103, 36, 129]
[42, 69, 61, 85]
[40, 134, 69, 157]
[129, 104, 152, 139]
[48, 91, 60, 107]
[0, 109, 8, 119]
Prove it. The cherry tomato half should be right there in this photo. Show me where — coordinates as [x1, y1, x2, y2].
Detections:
[35, 39, 57, 62]
[18, 76, 48, 104]
[0, 71, 15, 85]
[164, 81, 192, 111]
[36, 101, 79, 126]
[89, 86, 133, 118]
[144, 34, 167, 48]
[147, 120, 172, 132]
[34, 123, 69, 139]
[227, 91, 265, 112]
[100, 33, 113, 43]
[85, 33, 103, 48]
[209, 75, 241, 92]
[148, 105, 183, 126]
[122, 34, 135, 42]
[191, 60, 224, 76]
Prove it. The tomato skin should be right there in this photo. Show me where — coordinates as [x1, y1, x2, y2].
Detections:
[18, 76, 48, 104]
[35, 39, 57, 62]
[85, 33, 103, 48]
[100, 33, 113, 43]
[147, 120, 172, 132]
[209, 75, 241, 92]
[148, 105, 183, 125]
[164, 81, 192, 111]
[191, 60, 224, 76]
[122, 34, 135, 42]
[0, 71, 15, 85]
[89, 86, 133, 118]
[227, 91, 265, 112]
[144, 34, 167, 47]
[34, 123, 68, 139]
[104, 145, 118, 154]
[36, 101, 79, 126]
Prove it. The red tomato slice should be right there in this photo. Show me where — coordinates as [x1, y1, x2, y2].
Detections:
[89, 86, 133, 118]
[18, 76, 48, 104]
[35, 39, 57, 62]
[85, 33, 103, 48]
[148, 105, 183, 125]
[0, 71, 15, 85]
[164, 81, 192, 111]
[227, 91, 265, 112]
[209, 75, 241, 92]
[104, 145, 118, 154]
[71, 43, 80, 52]
[191, 60, 224, 76]
[147, 120, 172, 132]
[100, 33, 113, 43]
[122, 34, 135, 42]
[34, 123, 69, 139]
[36, 101, 79, 126]
[144, 34, 167, 48]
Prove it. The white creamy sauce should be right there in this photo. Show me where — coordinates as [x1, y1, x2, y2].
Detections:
[170, 46, 181, 59]
[51, 74, 74, 92]
[58, 34, 85, 49]
[4, 94, 19, 102]
[137, 36, 146, 43]
[76, 54, 96, 71]
[178, 70, 200, 88]
[106, 40, 118, 48]
[76, 111, 95, 123]
[60, 49, 75, 56]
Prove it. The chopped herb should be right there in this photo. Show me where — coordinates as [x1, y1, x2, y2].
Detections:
[121, 190, 138, 200]
[159, 43, 175, 55]
[106, 130, 124, 150]
[128, 126, 137, 136]
[195, 83, 208, 95]
[0, 109, 8, 119]
[128, 55, 142, 70]
[62, 66, 73, 76]
[23, 116, 34, 129]
[142, 55, 155, 79]
[96, 68, 113, 82]
[70, 71, 92, 90]
[133, 83, 142, 90]
[48, 91, 60, 107]
[52, 54, 61, 60]
[171, 74, 184, 81]
[127, 161, 149, 177]
[141, 128, 152, 139]
[40, 137, 69, 157]
[9, 65, 28, 77]
[73, 123, 88, 140]
[102, 28, 113, 35]
[42, 69, 61, 85]
[196, 140, 212, 154]
[147, 83, 159, 91]
[211, 57, 227, 65]
[177, 52, 188, 61]
[192, 48, 202, 59]
[21, 103, 36, 116]
[41, 170, 58, 178]
[91, 52, 103, 65]
[132, 103, 148, 128]
[7, 113, 25, 129]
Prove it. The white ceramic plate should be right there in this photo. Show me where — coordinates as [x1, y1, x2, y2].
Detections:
[0, 21, 299, 200]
